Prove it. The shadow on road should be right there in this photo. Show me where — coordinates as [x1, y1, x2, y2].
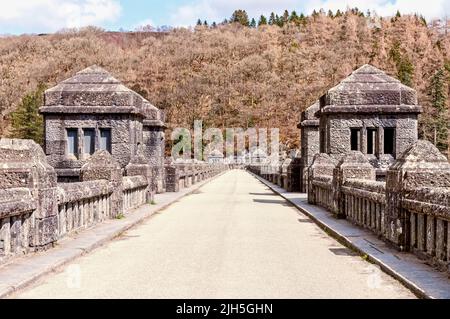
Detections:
[329, 248, 358, 257]
[253, 199, 293, 207]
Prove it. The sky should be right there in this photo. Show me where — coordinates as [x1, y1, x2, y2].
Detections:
[1, 0, 450, 35]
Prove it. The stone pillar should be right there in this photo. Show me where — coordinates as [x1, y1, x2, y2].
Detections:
[307, 154, 338, 205]
[386, 140, 450, 251]
[299, 115, 320, 192]
[287, 156, 302, 192]
[126, 154, 155, 203]
[378, 127, 384, 157]
[332, 151, 376, 218]
[360, 126, 367, 155]
[0, 139, 59, 250]
[81, 150, 123, 218]
[165, 164, 180, 193]
[142, 120, 166, 194]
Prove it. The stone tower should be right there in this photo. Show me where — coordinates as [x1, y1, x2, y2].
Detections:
[316, 64, 422, 178]
[40, 65, 166, 189]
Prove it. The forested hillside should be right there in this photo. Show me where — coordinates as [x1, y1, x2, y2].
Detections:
[1, 9, 449, 153]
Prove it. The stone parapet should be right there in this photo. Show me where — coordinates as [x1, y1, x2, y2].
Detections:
[249, 140, 450, 274]
[0, 139, 228, 266]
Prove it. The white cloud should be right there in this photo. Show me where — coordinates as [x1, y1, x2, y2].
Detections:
[0, 0, 122, 33]
[170, 0, 450, 26]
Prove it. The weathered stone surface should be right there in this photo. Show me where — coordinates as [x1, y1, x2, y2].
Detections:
[0, 139, 57, 189]
[40, 66, 166, 183]
[126, 153, 155, 202]
[81, 150, 123, 218]
[299, 101, 320, 192]
[0, 139, 59, 253]
[307, 154, 338, 205]
[331, 151, 376, 218]
[316, 64, 422, 171]
[386, 140, 450, 250]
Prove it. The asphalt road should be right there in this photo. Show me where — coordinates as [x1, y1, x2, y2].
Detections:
[15, 170, 414, 299]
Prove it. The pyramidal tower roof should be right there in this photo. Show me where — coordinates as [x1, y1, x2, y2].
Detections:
[41, 65, 163, 123]
[320, 64, 422, 114]
[61, 65, 122, 84]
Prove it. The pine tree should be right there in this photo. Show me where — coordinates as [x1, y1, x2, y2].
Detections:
[258, 15, 267, 26]
[420, 15, 427, 26]
[428, 68, 449, 152]
[196, 19, 202, 26]
[299, 13, 306, 24]
[230, 9, 250, 26]
[430, 68, 447, 113]
[398, 58, 414, 87]
[275, 14, 283, 27]
[389, 41, 414, 87]
[282, 10, 290, 25]
[335, 9, 343, 18]
[203, 20, 208, 26]
[212, 21, 217, 28]
[9, 83, 46, 145]
[289, 10, 299, 24]
[396, 10, 401, 18]
[328, 10, 334, 18]
[250, 18, 257, 28]
[269, 12, 276, 25]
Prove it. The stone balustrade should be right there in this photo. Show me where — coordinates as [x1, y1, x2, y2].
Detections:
[249, 140, 450, 274]
[164, 160, 227, 193]
[342, 179, 386, 236]
[0, 138, 228, 265]
[122, 176, 149, 213]
[310, 175, 333, 211]
[404, 187, 450, 270]
[0, 188, 36, 263]
[57, 180, 113, 238]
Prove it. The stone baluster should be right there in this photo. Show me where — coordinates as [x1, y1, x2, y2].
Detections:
[386, 140, 450, 251]
[332, 151, 375, 218]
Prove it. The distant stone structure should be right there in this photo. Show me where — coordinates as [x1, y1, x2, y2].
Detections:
[297, 64, 422, 188]
[318, 65, 421, 165]
[40, 65, 166, 191]
[207, 149, 225, 164]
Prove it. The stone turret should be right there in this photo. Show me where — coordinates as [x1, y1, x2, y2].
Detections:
[40, 65, 165, 184]
[299, 64, 422, 182]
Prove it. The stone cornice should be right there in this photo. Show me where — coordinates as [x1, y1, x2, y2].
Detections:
[319, 104, 423, 115]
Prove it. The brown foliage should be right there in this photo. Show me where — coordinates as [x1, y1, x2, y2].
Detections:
[0, 13, 449, 150]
